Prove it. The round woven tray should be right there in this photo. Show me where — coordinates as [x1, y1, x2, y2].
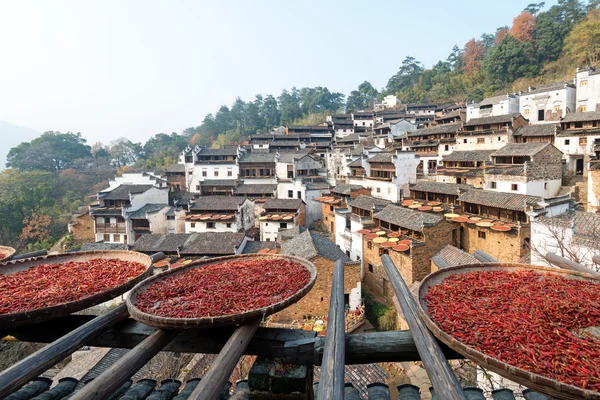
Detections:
[417, 263, 600, 400]
[0, 250, 153, 330]
[0, 245, 16, 262]
[126, 254, 317, 329]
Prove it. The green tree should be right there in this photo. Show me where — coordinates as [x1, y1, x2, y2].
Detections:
[483, 35, 538, 87]
[109, 138, 143, 167]
[214, 105, 233, 134]
[260, 95, 280, 128]
[345, 90, 365, 113]
[525, 2, 546, 15]
[6, 132, 91, 172]
[386, 56, 424, 94]
[278, 88, 302, 124]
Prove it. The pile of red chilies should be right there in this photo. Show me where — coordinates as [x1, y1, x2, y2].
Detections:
[136, 259, 311, 318]
[424, 270, 600, 391]
[0, 259, 146, 314]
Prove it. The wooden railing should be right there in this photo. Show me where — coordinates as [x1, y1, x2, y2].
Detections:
[95, 223, 126, 233]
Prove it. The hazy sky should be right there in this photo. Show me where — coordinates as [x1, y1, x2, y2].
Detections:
[0, 0, 557, 145]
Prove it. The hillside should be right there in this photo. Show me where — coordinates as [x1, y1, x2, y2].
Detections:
[0, 121, 40, 169]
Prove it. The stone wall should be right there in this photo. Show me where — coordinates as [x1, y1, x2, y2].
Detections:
[269, 256, 361, 323]
[527, 145, 564, 181]
[321, 202, 336, 238]
[461, 224, 530, 263]
[589, 168, 600, 212]
[71, 214, 95, 242]
[297, 204, 307, 227]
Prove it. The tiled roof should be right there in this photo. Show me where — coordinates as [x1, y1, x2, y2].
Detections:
[337, 133, 360, 143]
[131, 233, 245, 255]
[127, 204, 170, 219]
[442, 150, 495, 162]
[513, 124, 557, 137]
[407, 123, 461, 137]
[410, 181, 474, 195]
[348, 158, 364, 167]
[196, 147, 238, 156]
[406, 103, 437, 109]
[374, 205, 443, 231]
[432, 245, 480, 269]
[263, 198, 303, 211]
[200, 179, 238, 187]
[240, 240, 277, 254]
[234, 184, 277, 194]
[434, 110, 463, 120]
[526, 82, 574, 95]
[484, 165, 526, 176]
[490, 143, 552, 157]
[191, 196, 246, 211]
[463, 113, 521, 126]
[99, 185, 155, 200]
[458, 190, 542, 211]
[348, 195, 390, 211]
[368, 152, 393, 163]
[239, 152, 277, 163]
[561, 111, 600, 122]
[165, 164, 185, 173]
[277, 149, 313, 163]
[282, 230, 352, 263]
[331, 184, 365, 196]
[478, 94, 514, 106]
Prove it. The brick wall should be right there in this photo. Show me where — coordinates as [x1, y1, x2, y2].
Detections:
[461, 224, 529, 262]
[297, 204, 307, 227]
[71, 214, 95, 242]
[321, 202, 336, 238]
[269, 256, 361, 323]
[527, 145, 564, 181]
[349, 188, 372, 199]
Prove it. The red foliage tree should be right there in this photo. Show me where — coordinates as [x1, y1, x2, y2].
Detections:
[509, 11, 536, 42]
[494, 28, 508, 45]
[20, 212, 52, 244]
[463, 39, 485, 76]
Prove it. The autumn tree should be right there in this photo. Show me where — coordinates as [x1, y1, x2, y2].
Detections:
[564, 8, 600, 66]
[20, 212, 52, 247]
[494, 28, 508, 44]
[463, 39, 485, 76]
[510, 11, 537, 42]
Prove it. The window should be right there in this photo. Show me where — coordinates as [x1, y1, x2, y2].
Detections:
[511, 184, 518, 191]
[490, 182, 497, 189]
[376, 188, 381, 193]
[497, 137, 501, 141]
[196, 185, 200, 191]
[330, 206, 334, 211]
[367, 242, 372, 250]
[387, 188, 391, 195]
[167, 215, 175, 220]
[280, 222, 288, 229]
[538, 110, 545, 121]
[478, 231, 486, 239]
[190, 223, 196, 228]
[266, 238, 270, 241]
[581, 105, 587, 112]
[368, 264, 374, 273]
[580, 137, 587, 145]
[288, 190, 293, 198]
[554, 105, 561, 113]
[581, 80, 588, 87]
[227, 170, 232, 177]
[214, 170, 219, 177]
[297, 191, 302, 199]
[444, 145, 449, 151]
[477, 138, 485, 144]
[103, 234, 110, 242]
[575, 122, 584, 128]
[565, 139, 570, 145]
[524, 108, 530, 117]
[207, 222, 215, 229]
[202, 170, 207, 177]
[463, 139, 467, 144]
[226, 223, 232, 228]
[544, 182, 548, 189]
[114, 234, 121, 242]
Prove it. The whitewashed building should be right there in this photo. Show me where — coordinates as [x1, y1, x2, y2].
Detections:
[555, 111, 600, 174]
[575, 67, 600, 112]
[181, 146, 242, 193]
[259, 199, 306, 242]
[466, 94, 520, 121]
[185, 196, 254, 234]
[457, 114, 529, 151]
[519, 82, 576, 124]
[382, 95, 401, 109]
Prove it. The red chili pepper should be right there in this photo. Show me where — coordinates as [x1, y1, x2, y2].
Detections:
[424, 270, 600, 391]
[0, 259, 146, 314]
[136, 259, 311, 319]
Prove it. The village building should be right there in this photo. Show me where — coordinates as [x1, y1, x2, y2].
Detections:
[286, 125, 333, 157]
[409, 181, 475, 206]
[233, 183, 277, 199]
[466, 94, 520, 121]
[197, 179, 237, 196]
[381, 95, 401, 109]
[259, 199, 306, 242]
[405, 103, 437, 116]
[90, 183, 170, 245]
[352, 111, 375, 128]
[127, 204, 181, 243]
[555, 111, 600, 174]
[237, 152, 278, 184]
[431, 108, 465, 125]
[184, 196, 254, 234]
[403, 122, 461, 174]
[270, 230, 361, 323]
[130, 232, 248, 257]
[183, 146, 241, 193]
[575, 67, 600, 112]
[436, 150, 494, 187]
[430, 244, 481, 272]
[164, 164, 186, 191]
[67, 206, 95, 242]
[484, 143, 564, 198]
[512, 124, 557, 144]
[519, 82, 576, 124]
[457, 114, 529, 151]
[329, 114, 355, 139]
[363, 205, 454, 301]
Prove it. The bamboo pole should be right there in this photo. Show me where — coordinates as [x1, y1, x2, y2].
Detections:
[544, 252, 600, 276]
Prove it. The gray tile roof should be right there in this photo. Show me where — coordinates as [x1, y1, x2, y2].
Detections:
[407, 123, 461, 137]
[561, 111, 600, 122]
[263, 198, 304, 211]
[484, 165, 526, 176]
[336, 133, 360, 143]
[410, 181, 474, 195]
[165, 164, 185, 173]
[200, 179, 238, 187]
[526, 82, 574, 95]
[277, 150, 313, 163]
[191, 196, 246, 211]
[234, 184, 277, 194]
[348, 158, 364, 167]
[131, 233, 245, 255]
[348, 195, 390, 211]
[513, 124, 557, 137]
[100, 185, 155, 200]
[490, 143, 552, 157]
[331, 184, 365, 196]
[127, 204, 171, 219]
[432, 245, 480, 269]
[282, 230, 352, 263]
[458, 190, 542, 211]
[442, 150, 495, 162]
[478, 94, 511, 106]
[368, 152, 393, 163]
[374, 205, 443, 232]
[240, 240, 277, 254]
[463, 113, 521, 127]
[196, 147, 238, 156]
[239, 152, 277, 163]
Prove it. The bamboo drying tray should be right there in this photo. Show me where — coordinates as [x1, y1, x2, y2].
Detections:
[126, 254, 317, 329]
[0, 250, 153, 330]
[0, 245, 16, 262]
[417, 263, 600, 400]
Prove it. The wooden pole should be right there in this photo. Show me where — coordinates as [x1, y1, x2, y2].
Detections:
[70, 329, 179, 400]
[0, 304, 129, 399]
[188, 321, 259, 400]
[544, 252, 600, 276]
[317, 259, 345, 400]
[381, 254, 466, 400]
[593, 255, 600, 266]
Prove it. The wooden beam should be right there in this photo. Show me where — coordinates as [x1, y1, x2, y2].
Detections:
[188, 322, 259, 400]
[69, 329, 179, 400]
[593, 255, 600, 266]
[381, 254, 466, 400]
[317, 259, 345, 400]
[0, 304, 129, 399]
[545, 252, 600, 276]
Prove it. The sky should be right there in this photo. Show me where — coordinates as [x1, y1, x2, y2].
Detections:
[0, 0, 558, 146]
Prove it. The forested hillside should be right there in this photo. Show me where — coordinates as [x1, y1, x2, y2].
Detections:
[1, 0, 599, 251]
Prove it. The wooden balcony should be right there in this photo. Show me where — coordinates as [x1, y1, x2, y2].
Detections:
[95, 223, 126, 234]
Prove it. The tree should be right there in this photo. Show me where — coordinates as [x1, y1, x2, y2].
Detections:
[386, 56, 424, 94]
[483, 35, 538, 86]
[20, 212, 52, 246]
[260, 95, 280, 129]
[358, 81, 378, 108]
[446, 45, 464, 71]
[494, 28, 509, 44]
[345, 90, 365, 113]
[6, 132, 91, 172]
[564, 8, 600, 66]
[463, 39, 485, 76]
[525, 2, 546, 15]
[214, 105, 233, 134]
[510, 11, 536, 42]
[278, 88, 302, 125]
[109, 138, 143, 167]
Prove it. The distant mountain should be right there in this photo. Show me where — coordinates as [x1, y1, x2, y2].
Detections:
[0, 121, 40, 170]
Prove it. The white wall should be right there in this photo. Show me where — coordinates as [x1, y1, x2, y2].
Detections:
[382, 95, 400, 108]
[576, 69, 600, 112]
[189, 163, 238, 193]
[107, 173, 166, 189]
[129, 187, 169, 212]
[520, 87, 575, 124]
[484, 179, 561, 197]
[260, 220, 296, 242]
[454, 133, 509, 151]
[186, 220, 236, 233]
